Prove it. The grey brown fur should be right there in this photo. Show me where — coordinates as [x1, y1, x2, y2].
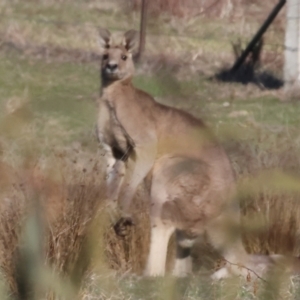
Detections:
[96, 29, 288, 278]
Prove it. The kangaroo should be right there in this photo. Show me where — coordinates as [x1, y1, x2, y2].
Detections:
[96, 28, 274, 278]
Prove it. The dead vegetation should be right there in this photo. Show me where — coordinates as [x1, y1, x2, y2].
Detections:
[0, 152, 151, 298]
[0, 74, 300, 299]
[129, 0, 286, 21]
[0, 148, 103, 296]
[0, 0, 299, 299]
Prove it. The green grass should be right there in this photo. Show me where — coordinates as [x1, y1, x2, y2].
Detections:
[81, 273, 300, 300]
[0, 1, 299, 299]
[1, 49, 300, 148]
[7, 1, 127, 23]
[213, 96, 300, 126]
[0, 51, 100, 163]
[0, 51, 97, 130]
[0, 41, 297, 165]
[0, 0, 284, 56]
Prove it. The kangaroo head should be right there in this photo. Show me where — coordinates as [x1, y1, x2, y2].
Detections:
[99, 29, 138, 83]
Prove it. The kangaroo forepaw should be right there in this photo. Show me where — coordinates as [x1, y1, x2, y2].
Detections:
[114, 216, 135, 237]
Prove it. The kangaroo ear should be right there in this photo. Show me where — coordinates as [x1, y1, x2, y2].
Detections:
[99, 28, 111, 49]
[122, 30, 139, 52]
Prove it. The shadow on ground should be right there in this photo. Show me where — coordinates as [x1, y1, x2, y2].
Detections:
[215, 65, 283, 90]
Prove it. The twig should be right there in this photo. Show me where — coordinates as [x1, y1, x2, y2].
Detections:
[223, 258, 268, 283]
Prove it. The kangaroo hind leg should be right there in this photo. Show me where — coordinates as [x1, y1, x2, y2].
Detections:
[144, 161, 175, 276]
[173, 230, 196, 277]
[206, 211, 249, 280]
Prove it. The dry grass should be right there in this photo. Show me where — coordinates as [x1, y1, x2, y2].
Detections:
[0, 141, 151, 298]
[0, 74, 300, 299]
[0, 0, 285, 75]
[129, 0, 286, 21]
[0, 145, 103, 295]
[0, 0, 299, 299]
[0, 103, 153, 297]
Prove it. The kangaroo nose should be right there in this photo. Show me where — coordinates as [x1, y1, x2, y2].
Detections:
[107, 63, 118, 71]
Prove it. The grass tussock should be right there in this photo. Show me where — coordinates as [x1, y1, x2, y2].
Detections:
[0, 147, 104, 296]
[0, 123, 152, 298]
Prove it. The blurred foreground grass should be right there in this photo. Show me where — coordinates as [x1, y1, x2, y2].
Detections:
[0, 47, 300, 299]
[0, 0, 300, 299]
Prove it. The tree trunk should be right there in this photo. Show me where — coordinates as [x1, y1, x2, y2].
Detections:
[284, 0, 300, 89]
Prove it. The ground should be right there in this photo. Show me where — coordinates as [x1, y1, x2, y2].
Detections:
[0, 0, 300, 299]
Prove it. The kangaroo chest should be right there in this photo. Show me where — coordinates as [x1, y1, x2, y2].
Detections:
[98, 98, 133, 160]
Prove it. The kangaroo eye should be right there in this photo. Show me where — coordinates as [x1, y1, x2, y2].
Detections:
[121, 54, 127, 61]
[103, 54, 109, 60]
